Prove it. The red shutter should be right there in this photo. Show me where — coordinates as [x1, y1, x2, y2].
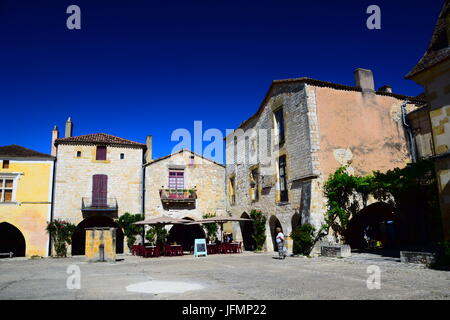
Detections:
[92, 174, 108, 207]
[96, 146, 107, 161]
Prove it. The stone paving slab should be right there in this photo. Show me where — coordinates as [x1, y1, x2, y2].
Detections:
[0, 252, 449, 300]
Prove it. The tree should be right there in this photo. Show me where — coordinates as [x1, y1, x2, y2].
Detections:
[250, 209, 266, 251]
[46, 219, 77, 257]
[202, 213, 218, 242]
[117, 213, 144, 250]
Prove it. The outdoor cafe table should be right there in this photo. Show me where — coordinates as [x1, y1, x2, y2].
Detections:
[170, 245, 183, 256]
[207, 244, 217, 254]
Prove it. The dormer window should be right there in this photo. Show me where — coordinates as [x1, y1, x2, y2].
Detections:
[96, 146, 107, 161]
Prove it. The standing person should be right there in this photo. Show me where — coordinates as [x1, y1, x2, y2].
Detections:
[275, 227, 286, 259]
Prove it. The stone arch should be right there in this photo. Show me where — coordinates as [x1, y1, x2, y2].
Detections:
[291, 212, 301, 231]
[0, 222, 26, 257]
[269, 215, 283, 252]
[71, 216, 124, 255]
[239, 212, 256, 251]
[345, 202, 396, 249]
[167, 217, 206, 252]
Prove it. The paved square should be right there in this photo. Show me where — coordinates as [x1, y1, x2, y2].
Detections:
[0, 252, 449, 300]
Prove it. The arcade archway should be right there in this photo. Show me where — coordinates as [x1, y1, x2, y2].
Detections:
[269, 215, 283, 252]
[239, 212, 256, 251]
[0, 222, 26, 258]
[71, 216, 124, 255]
[167, 217, 206, 251]
[345, 202, 396, 250]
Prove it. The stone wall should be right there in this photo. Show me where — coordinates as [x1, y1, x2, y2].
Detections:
[226, 82, 416, 251]
[53, 144, 144, 224]
[144, 150, 226, 222]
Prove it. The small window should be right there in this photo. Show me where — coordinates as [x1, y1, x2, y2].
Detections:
[76, 151, 81, 158]
[120, 153, 125, 160]
[2, 160, 9, 169]
[96, 146, 107, 161]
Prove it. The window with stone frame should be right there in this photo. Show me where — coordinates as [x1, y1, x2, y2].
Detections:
[96, 146, 107, 161]
[250, 167, 259, 201]
[229, 176, 236, 205]
[278, 155, 288, 202]
[273, 107, 285, 145]
[0, 177, 15, 202]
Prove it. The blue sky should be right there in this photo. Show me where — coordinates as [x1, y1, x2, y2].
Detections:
[0, 0, 443, 161]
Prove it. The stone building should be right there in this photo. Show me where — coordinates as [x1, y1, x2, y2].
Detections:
[0, 145, 54, 257]
[406, 0, 450, 240]
[52, 118, 147, 255]
[144, 149, 226, 250]
[225, 68, 425, 251]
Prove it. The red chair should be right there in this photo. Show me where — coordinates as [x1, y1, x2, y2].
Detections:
[132, 245, 145, 256]
[164, 244, 174, 256]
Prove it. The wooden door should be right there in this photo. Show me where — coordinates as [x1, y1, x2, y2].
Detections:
[92, 174, 108, 207]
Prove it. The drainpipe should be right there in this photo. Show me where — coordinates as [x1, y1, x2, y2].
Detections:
[48, 158, 57, 257]
[141, 158, 146, 242]
[401, 101, 417, 163]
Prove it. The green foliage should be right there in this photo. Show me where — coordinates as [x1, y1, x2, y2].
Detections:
[290, 224, 316, 256]
[323, 160, 439, 242]
[250, 209, 266, 251]
[46, 219, 77, 257]
[145, 225, 168, 246]
[429, 240, 450, 270]
[202, 213, 218, 242]
[117, 213, 144, 250]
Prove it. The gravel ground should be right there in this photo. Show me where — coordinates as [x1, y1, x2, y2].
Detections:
[0, 251, 449, 300]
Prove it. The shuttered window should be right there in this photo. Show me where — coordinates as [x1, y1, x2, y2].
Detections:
[96, 146, 107, 161]
[278, 155, 288, 202]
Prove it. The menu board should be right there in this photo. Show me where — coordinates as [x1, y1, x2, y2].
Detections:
[194, 238, 207, 257]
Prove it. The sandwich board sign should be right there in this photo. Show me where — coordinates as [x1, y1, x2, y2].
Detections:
[194, 238, 207, 257]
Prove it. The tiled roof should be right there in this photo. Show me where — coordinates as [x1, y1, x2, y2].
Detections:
[55, 133, 146, 148]
[0, 145, 54, 159]
[406, 0, 450, 78]
[145, 149, 225, 167]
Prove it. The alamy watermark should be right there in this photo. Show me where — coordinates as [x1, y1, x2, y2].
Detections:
[66, 264, 81, 290]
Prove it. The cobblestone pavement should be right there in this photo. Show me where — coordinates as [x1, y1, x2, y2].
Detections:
[0, 251, 449, 300]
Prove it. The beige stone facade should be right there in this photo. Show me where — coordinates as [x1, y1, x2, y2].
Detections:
[226, 72, 423, 251]
[53, 143, 144, 223]
[144, 149, 226, 221]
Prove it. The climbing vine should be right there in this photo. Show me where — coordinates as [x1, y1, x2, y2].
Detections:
[323, 160, 440, 243]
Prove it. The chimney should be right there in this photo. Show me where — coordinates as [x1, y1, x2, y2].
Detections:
[65, 117, 73, 138]
[145, 135, 152, 163]
[378, 85, 393, 93]
[354, 68, 375, 92]
[51, 125, 59, 156]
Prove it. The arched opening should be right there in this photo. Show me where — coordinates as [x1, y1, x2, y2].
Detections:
[269, 215, 283, 252]
[167, 217, 205, 252]
[291, 212, 301, 231]
[0, 222, 26, 258]
[239, 212, 256, 251]
[345, 202, 396, 250]
[71, 216, 124, 255]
